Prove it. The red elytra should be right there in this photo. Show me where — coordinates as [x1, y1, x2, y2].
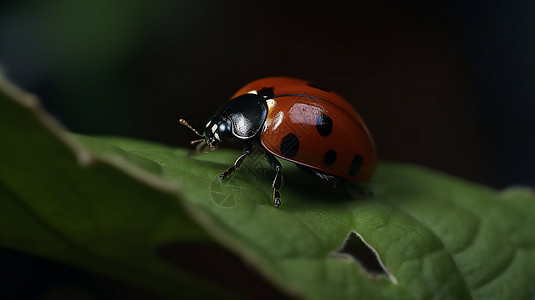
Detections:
[232, 77, 377, 181]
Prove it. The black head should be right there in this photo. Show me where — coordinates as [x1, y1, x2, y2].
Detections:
[180, 92, 268, 154]
[203, 115, 233, 150]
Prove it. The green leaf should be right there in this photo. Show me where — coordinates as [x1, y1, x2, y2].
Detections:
[1, 74, 534, 299]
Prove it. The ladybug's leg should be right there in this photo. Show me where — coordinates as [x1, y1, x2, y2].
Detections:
[219, 142, 253, 180]
[265, 152, 283, 208]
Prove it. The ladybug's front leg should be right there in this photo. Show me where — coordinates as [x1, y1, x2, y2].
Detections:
[219, 142, 253, 180]
[265, 152, 283, 208]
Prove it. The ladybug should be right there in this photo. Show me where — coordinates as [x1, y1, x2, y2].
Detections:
[180, 77, 377, 208]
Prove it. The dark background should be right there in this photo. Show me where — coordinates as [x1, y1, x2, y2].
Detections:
[1, 0, 534, 299]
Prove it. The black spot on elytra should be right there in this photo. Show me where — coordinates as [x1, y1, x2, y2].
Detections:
[348, 155, 363, 176]
[307, 82, 331, 93]
[280, 133, 299, 158]
[316, 114, 333, 137]
[258, 87, 275, 98]
[323, 150, 337, 166]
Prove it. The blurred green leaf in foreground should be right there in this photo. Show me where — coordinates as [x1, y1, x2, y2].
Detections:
[1, 74, 534, 299]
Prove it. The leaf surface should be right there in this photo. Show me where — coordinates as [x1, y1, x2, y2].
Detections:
[1, 75, 534, 299]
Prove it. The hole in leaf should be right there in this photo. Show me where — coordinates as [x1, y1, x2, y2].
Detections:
[332, 231, 397, 284]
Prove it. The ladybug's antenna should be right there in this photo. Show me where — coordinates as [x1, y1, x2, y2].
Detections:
[179, 118, 203, 138]
[190, 138, 204, 145]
